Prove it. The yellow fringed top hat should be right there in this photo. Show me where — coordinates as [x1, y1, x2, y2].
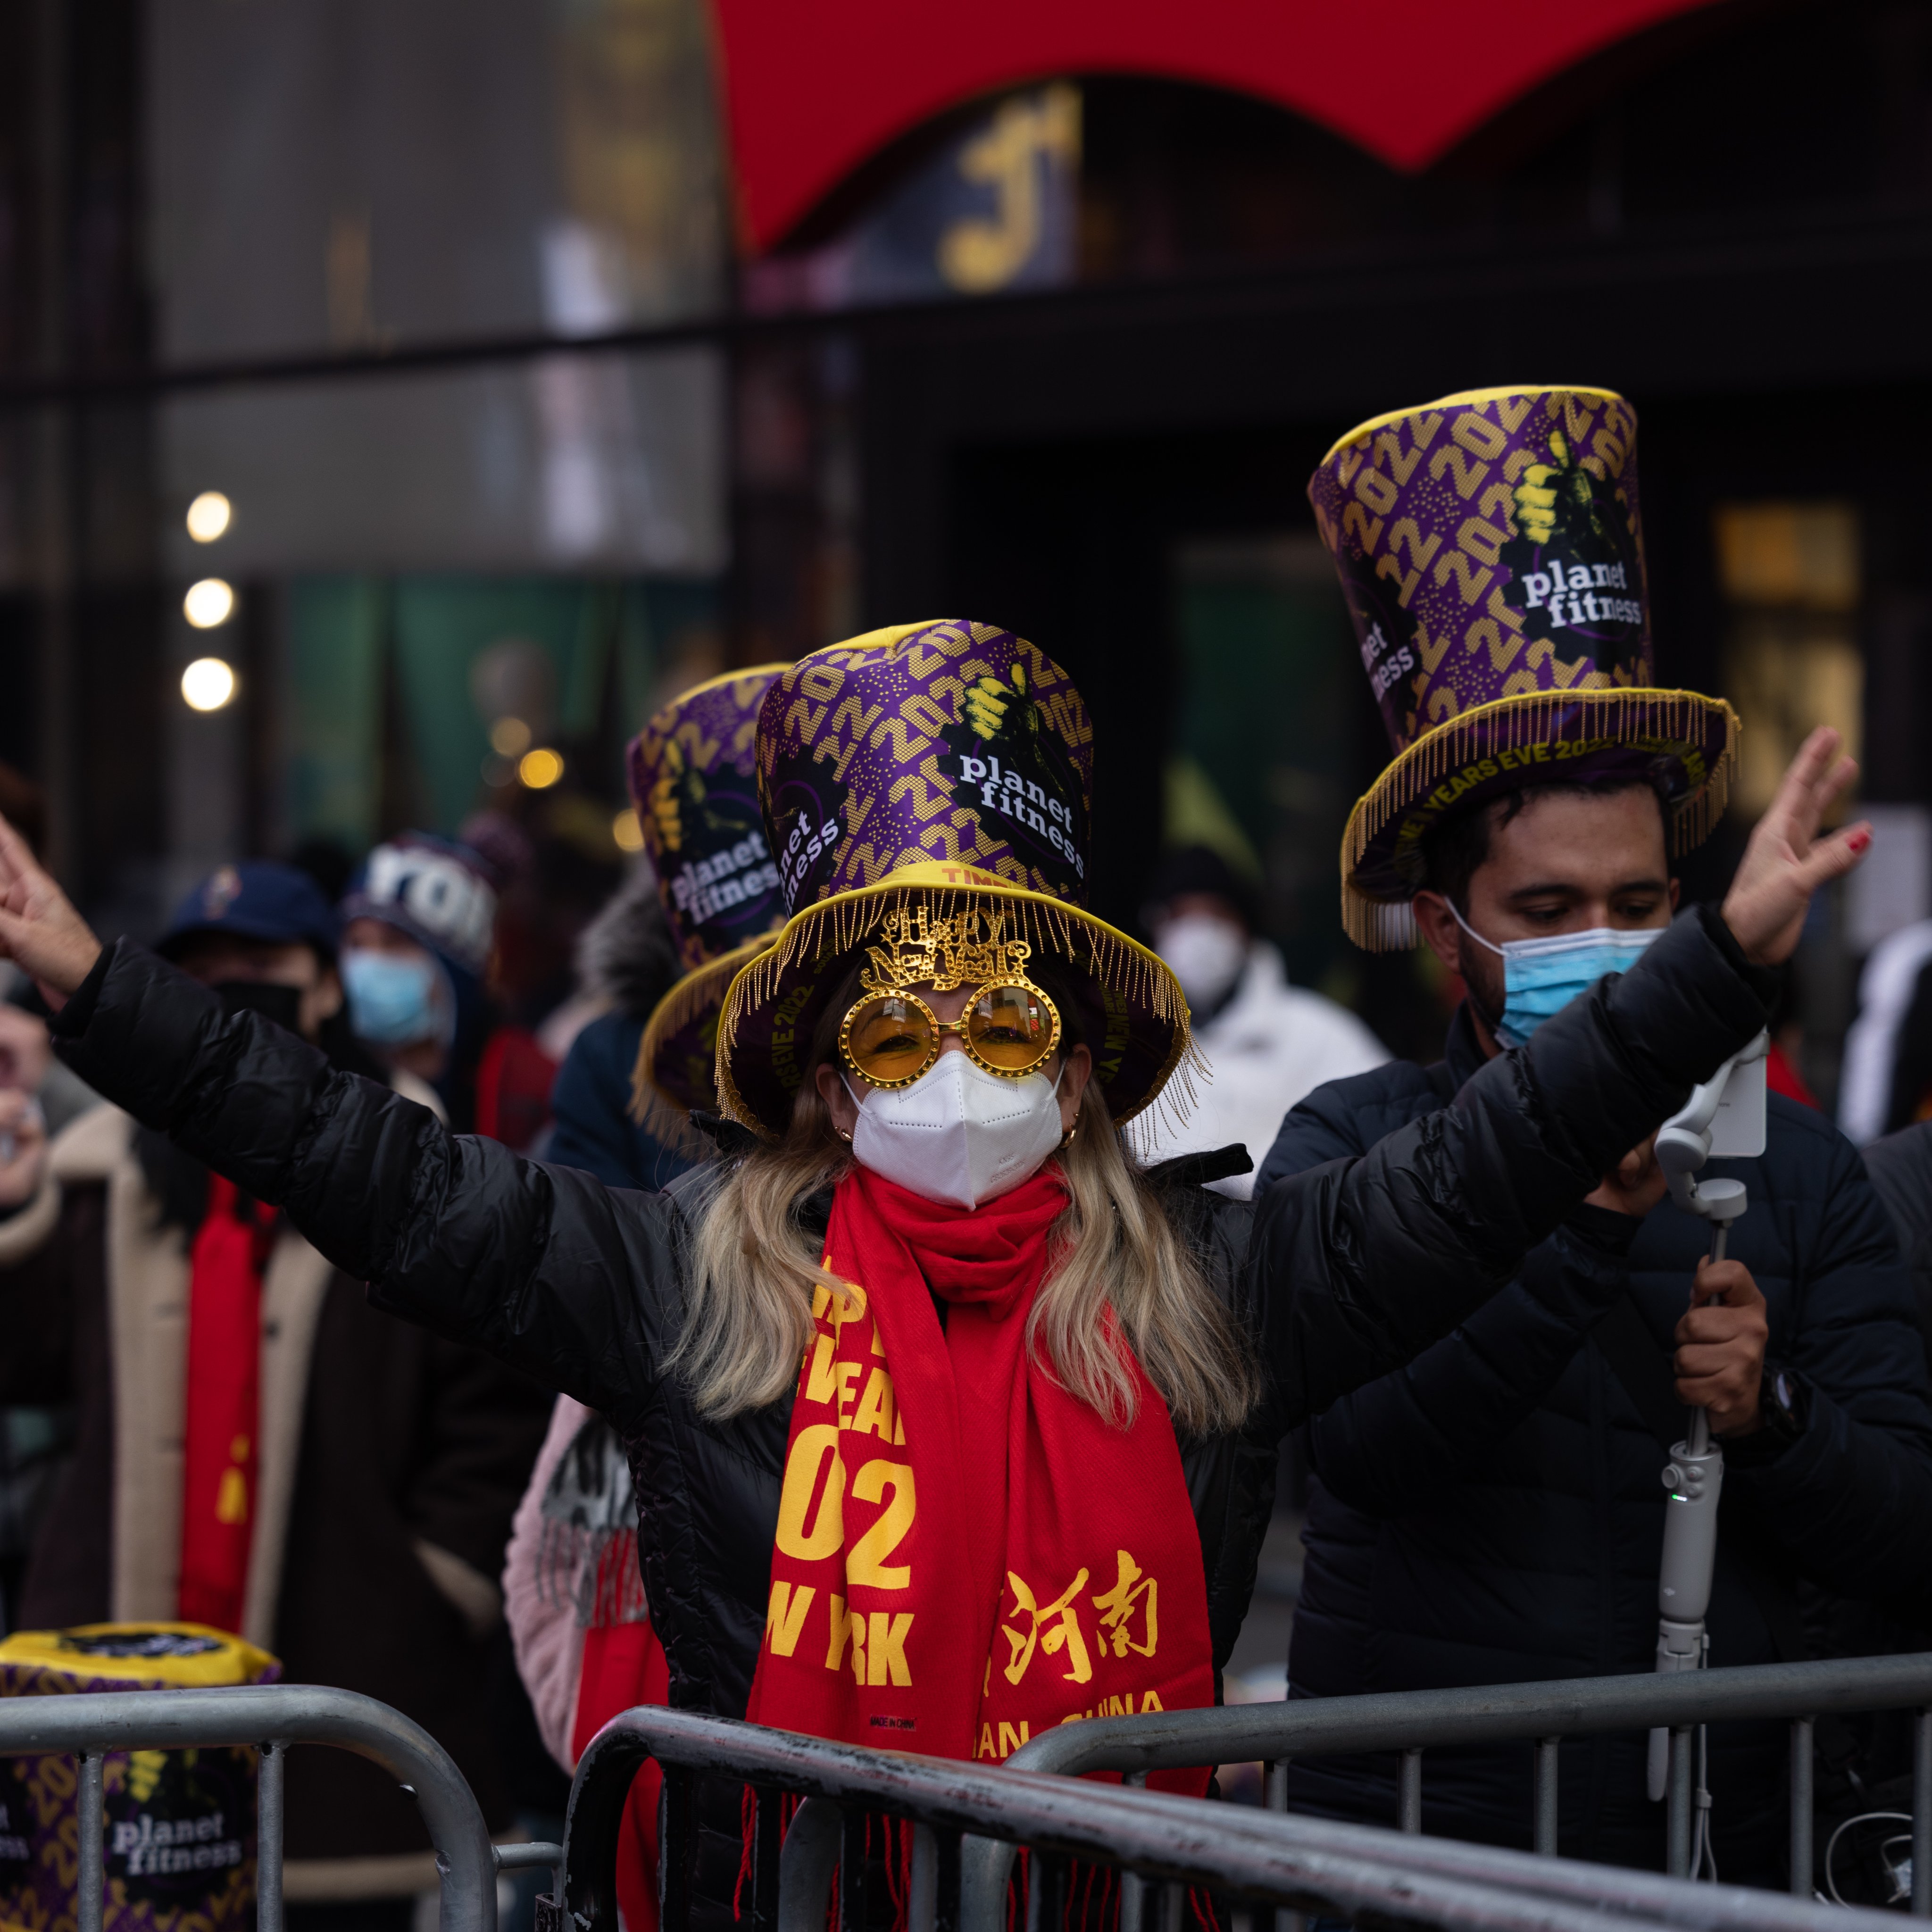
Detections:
[715, 621, 1197, 1141]
[1309, 385, 1739, 948]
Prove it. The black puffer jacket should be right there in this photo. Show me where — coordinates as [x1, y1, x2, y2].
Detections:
[50, 914, 1767, 1923]
[1256, 997, 1932, 1882]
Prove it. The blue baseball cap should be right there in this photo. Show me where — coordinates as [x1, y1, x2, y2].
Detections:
[158, 862, 342, 962]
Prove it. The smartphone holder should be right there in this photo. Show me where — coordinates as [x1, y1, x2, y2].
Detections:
[1644, 1031, 1768, 1835]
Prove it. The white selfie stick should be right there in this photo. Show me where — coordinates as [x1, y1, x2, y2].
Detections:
[1645, 1032, 1766, 1819]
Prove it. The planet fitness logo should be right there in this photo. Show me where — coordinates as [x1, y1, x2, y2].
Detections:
[661, 777, 781, 949]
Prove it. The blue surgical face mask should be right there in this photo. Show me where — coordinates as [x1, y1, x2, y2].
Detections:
[1449, 903, 1664, 1048]
[341, 947, 444, 1047]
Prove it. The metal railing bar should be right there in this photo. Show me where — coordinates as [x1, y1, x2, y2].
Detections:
[494, 1840, 566, 1915]
[1399, 1748, 1423, 1833]
[778, 1795, 841, 1932]
[0, 1684, 495, 1932]
[1000, 1764, 1884, 1932]
[259, 1739, 286, 1932]
[1666, 1728, 1693, 1879]
[568, 1707, 1899, 1932]
[911, 1823, 939, 1932]
[1263, 1759, 1286, 1813]
[1788, 1721, 1812, 1900]
[1914, 1710, 1931, 1919]
[493, 1842, 565, 1868]
[1158, 1879, 1183, 1932]
[1001, 1653, 1932, 1782]
[1118, 1769, 1147, 1932]
[77, 1749, 103, 1932]
[1533, 1739, 1559, 1859]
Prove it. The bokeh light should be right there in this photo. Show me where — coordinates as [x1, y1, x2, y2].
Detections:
[519, 747, 564, 789]
[490, 716, 532, 757]
[185, 491, 232, 542]
[183, 578, 236, 628]
[612, 807, 643, 852]
[181, 657, 237, 711]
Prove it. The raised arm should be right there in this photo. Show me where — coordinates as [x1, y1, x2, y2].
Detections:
[30, 937, 684, 1425]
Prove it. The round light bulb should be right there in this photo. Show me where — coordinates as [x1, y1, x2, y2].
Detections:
[612, 807, 644, 853]
[183, 578, 235, 628]
[518, 747, 565, 790]
[185, 492, 232, 543]
[182, 657, 237, 712]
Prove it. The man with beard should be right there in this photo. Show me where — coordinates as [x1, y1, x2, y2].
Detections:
[1257, 385, 1932, 1882]
[0, 861, 550, 1931]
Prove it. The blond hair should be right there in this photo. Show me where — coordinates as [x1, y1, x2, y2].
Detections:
[670, 982, 1260, 1437]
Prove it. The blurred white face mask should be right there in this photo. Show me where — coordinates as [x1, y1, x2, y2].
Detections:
[847, 1051, 1066, 1209]
[1157, 913, 1249, 1011]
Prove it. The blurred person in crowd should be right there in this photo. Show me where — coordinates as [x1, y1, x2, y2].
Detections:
[340, 833, 500, 1133]
[1841, 919, 1932, 1145]
[1134, 843, 1387, 1195]
[0, 859, 551, 1927]
[545, 870, 691, 1190]
[1256, 387, 1931, 1882]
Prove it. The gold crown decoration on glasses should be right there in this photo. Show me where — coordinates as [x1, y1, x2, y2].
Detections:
[859, 904, 1034, 996]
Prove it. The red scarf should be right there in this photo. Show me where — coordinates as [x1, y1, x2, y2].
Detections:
[178, 1175, 273, 1632]
[745, 1165, 1215, 1782]
[573, 1621, 669, 1932]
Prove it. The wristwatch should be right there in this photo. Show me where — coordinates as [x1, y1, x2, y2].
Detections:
[1755, 1366, 1807, 1453]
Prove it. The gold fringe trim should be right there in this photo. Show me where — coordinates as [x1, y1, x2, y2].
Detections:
[713, 865, 1206, 1144]
[631, 937, 779, 1148]
[1339, 686, 1740, 952]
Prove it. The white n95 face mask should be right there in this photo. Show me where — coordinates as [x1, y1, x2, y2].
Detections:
[848, 1050, 1067, 1209]
[1156, 913, 1248, 1012]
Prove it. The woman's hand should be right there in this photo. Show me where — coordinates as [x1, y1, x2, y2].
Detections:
[1720, 727, 1869, 966]
[0, 814, 103, 1008]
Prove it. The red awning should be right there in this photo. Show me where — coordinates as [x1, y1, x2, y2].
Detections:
[712, 0, 1722, 252]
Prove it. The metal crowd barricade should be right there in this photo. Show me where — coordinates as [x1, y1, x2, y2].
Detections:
[557, 1703, 1902, 1932]
[0, 1683, 516, 1932]
[973, 1651, 1932, 1914]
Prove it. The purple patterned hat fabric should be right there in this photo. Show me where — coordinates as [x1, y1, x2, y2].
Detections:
[1312, 387, 1651, 747]
[1309, 386, 1736, 934]
[715, 621, 1191, 1139]
[626, 665, 789, 1117]
[628, 666, 789, 973]
[756, 620, 1094, 913]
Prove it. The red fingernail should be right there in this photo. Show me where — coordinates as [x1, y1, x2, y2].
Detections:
[1850, 830, 1872, 854]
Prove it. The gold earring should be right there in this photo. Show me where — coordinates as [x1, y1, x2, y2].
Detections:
[1058, 1116, 1079, 1151]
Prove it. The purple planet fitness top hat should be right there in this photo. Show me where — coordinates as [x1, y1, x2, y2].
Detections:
[1309, 384, 1738, 948]
[714, 619, 1197, 1142]
[628, 664, 791, 1122]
